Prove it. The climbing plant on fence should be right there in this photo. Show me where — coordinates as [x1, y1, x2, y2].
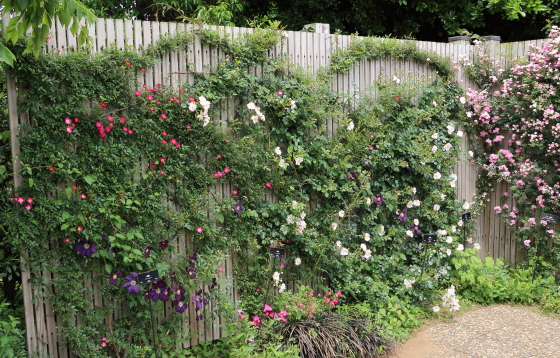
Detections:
[0, 25, 480, 357]
[464, 27, 560, 274]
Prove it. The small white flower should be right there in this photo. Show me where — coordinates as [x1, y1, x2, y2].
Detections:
[272, 271, 280, 283]
[458, 220, 464, 227]
[447, 124, 455, 134]
[406, 230, 414, 237]
[188, 102, 197, 112]
[433, 172, 442, 180]
[340, 248, 349, 256]
[457, 244, 464, 251]
[338, 210, 345, 218]
[440, 193, 446, 200]
[393, 75, 400, 84]
[274, 147, 282, 156]
[457, 130, 463, 137]
[433, 204, 440, 211]
[432, 100, 438, 107]
[347, 121, 354, 131]
[404, 279, 415, 288]
[459, 97, 466, 104]
[431, 132, 439, 139]
[466, 111, 472, 118]
[467, 237, 473, 243]
[364, 233, 371, 241]
[286, 214, 295, 224]
[251, 115, 260, 124]
[336, 240, 341, 247]
[413, 219, 419, 226]
[290, 100, 296, 109]
[431, 146, 438, 153]
[446, 236, 453, 243]
[468, 150, 474, 157]
[332, 223, 338, 231]
[413, 200, 421, 207]
[462, 202, 471, 210]
[279, 158, 286, 168]
[366, 197, 372, 205]
[300, 211, 306, 219]
[295, 157, 304, 165]
[247, 102, 256, 110]
[443, 143, 452, 151]
[412, 187, 417, 194]
[363, 250, 372, 259]
[295, 257, 301, 266]
[451, 226, 457, 233]
[432, 305, 440, 313]
[474, 243, 481, 250]
[360, 243, 367, 251]
[450, 181, 457, 188]
[279, 283, 286, 293]
[407, 201, 413, 208]
[378, 225, 385, 236]
[446, 248, 452, 256]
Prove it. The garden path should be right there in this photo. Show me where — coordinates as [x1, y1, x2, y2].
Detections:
[387, 304, 560, 358]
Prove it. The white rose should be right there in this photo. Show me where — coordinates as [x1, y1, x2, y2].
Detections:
[332, 223, 338, 231]
[338, 210, 345, 218]
[366, 197, 372, 205]
[446, 236, 453, 243]
[279, 158, 286, 168]
[474, 243, 481, 250]
[457, 244, 464, 251]
[431, 146, 438, 153]
[434, 204, 440, 211]
[413, 219, 419, 225]
[431, 133, 439, 139]
[457, 130, 464, 137]
[413, 200, 421, 206]
[462, 202, 471, 210]
[347, 121, 354, 131]
[443, 143, 452, 151]
[336, 240, 341, 247]
[360, 243, 367, 251]
[340, 248, 349, 256]
[433, 172, 442, 180]
[406, 230, 414, 237]
[295, 258, 301, 266]
[295, 157, 304, 165]
[468, 151, 474, 157]
[364, 233, 371, 241]
[274, 147, 282, 156]
[459, 97, 466, 104]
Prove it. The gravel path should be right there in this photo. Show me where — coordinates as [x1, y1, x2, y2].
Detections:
[388, 305, 560, 358]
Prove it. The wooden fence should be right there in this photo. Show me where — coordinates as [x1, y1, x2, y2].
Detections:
[5, 17, 553, 357]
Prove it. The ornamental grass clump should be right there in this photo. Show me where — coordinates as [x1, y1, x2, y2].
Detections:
[280, 314, 393, 358]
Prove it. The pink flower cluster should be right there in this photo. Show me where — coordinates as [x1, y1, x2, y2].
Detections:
[13, 196, 34, 211]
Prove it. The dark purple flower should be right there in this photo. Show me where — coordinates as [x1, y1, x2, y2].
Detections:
[373, 194, 384, 205]
[188, 252, 198, 261]
[122, 272, 140, 294]
[232, 200, 244, 217]
[189, 273, 196, 279]
[196, 313, 203, 321]
[209, 277, 218, 289]
[411, 223, 422, 235]
[173, 299, 187, 313]
[169, 270, 177, 283]
[346, 172, 357, 182]
[102, 235, 109, 243]
[192, 295, 203, 311]
[143, 245, 153, 258]
[363, 161, 371, 168]
[173, 284, 185, 300]
[74, 239, 98, 257]
[396, 209, 407, 222]
[159, 239, 169, 250]
[109, 269, 122, 285]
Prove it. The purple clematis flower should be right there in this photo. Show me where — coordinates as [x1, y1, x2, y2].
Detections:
[346, 172, 357, 182]
[102, 235, 109, 243]
[232, 200, 244, 217]
[159, 239, 169, 250]
[373, 194, 384, 205]
[74, 239, 98, 257]
[122, 272, 140, 294]
[411, 223, 422, 235]
[397, 209, 408, 222]
[109, 269, 122, 285]
[143, 245, 153, 258]
[174, 299, 188, 313]
[173, 284, 185, 301]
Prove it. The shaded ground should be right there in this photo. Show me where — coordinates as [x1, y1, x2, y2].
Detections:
[387, 304, 560, 358]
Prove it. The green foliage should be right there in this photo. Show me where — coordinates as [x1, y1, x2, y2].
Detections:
[0, 302, 26, 358]
[329, 35, 454, 79]
[450, 248, 557, 305]
[1, 0, 97, 65]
